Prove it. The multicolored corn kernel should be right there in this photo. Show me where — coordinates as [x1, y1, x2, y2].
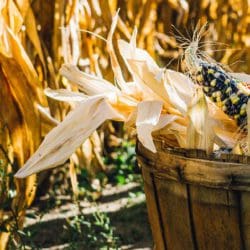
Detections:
[210, 79, 217, 87]
[196, 62, 250, 126]
[196, 74, 203, 82]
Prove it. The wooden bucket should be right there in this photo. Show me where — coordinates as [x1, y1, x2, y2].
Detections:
[136, 140, 250, 250]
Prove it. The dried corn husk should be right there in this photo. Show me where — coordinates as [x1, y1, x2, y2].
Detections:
[136, 101, 163, 153]
[15, 10, 249, 180]
[16, 96, 123, 178]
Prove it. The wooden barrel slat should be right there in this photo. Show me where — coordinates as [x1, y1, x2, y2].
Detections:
[241, 192, 250, 249]
[155, 177, 195, 250]
[189, 186, 242, 250]
[142, 168, 166, 250]
[137, 141, 250, 250]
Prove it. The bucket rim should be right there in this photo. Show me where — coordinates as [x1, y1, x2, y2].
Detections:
[136, 140, 250, 191]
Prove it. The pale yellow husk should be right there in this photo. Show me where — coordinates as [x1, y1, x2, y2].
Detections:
[15, 11, 247, 179]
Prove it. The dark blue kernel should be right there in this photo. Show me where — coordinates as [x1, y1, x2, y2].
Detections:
[231, 84, 238, 93]
[216, 80, 225, 90]
[220, 94, 227, 101]
[218, 73, 226, 81]
[236, 103, 244, 110]
[237, 116, 247, 126]
[241, 95, 249, 103]
[225, 99, 232, 107]
[207, 74, 215, 82]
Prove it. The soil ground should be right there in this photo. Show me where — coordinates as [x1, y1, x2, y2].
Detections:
[23, 182, 153, 250]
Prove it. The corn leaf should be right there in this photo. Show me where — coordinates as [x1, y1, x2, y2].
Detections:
[107, 10, 131, 94]
[136, 100, 163, 152]
[152, 114, 179, 132]
[15, 96, 123, 178]
[187, 90, 215, 152]
[118, 39, 169, 103]
[165, 69, 195, 108]
[60, 64, 120, 95]
[45, 88, 87, 102]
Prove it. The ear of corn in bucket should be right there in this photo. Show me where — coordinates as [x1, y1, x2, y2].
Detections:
[185, 38, 250, 128]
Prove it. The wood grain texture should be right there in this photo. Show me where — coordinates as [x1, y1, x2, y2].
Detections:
[137, 140, 250, 250]
[241, 192, 250, 249]
[155, 178, 195, 250]
[189, 185, 242, 250]
[142, 168, 166, 250]
[137, 141, 250, 191]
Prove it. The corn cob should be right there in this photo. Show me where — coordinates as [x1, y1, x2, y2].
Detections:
[195, 62, 249, 126]
[184, 42, 250, 127]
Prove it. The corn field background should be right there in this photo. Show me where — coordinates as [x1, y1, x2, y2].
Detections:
[0, 0, 250, 249]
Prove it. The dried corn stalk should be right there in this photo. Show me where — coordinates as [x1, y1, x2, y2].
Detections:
[154, 0, 250, 73]
[0, 1, 48, 248]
